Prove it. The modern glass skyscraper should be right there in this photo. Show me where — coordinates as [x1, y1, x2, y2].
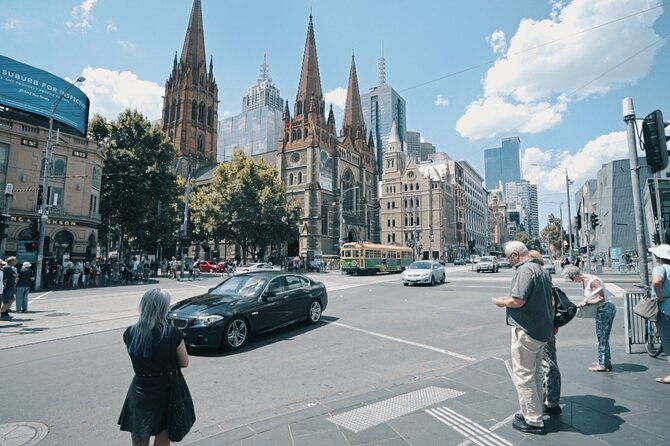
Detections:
[218, 55, 284, 161]
[484, 136, 522, 190]
[361, 59, 406, 175]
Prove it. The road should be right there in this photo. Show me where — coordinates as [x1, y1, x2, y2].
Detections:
[0, 266, 652, 445]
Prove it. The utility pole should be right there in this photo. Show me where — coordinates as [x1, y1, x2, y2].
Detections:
[179, 174, 192, 280]
[0, 184, 14, 258]
[623, 97, 650, 286]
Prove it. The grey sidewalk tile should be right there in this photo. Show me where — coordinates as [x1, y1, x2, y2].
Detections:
[239, 425, 292, 446]
[292, 428, 350, 446]
[622, 412, 670, 440]
[389, 411, 469, 446]
[466, 395, 520, 421]
[444, 367, 509, 390]
[340, 423, 401, 446]
[191, 425, 256, 445]
[246, 405, 329, 435]
[364, 438, 411, 445]
[289, 415, 342, 438]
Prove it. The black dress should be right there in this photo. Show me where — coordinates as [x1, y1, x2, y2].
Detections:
[118, 325, 184, 437]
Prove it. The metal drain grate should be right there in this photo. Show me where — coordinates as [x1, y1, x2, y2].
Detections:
[327, 386, 464, 432]
[426, 406, 512, 446]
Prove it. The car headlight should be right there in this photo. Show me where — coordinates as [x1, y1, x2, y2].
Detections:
[194, 315, 224, 326]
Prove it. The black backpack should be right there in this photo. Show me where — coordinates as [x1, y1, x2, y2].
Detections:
[552, 286, 577, 327]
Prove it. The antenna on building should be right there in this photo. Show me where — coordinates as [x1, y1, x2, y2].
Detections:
[378, 42, 386, 87]
[258, 52, 271, 83]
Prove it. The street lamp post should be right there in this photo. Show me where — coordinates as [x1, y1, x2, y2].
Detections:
[559, 202, 565, 259]
[35, 76, 85, 290]
[532, 164, 573, 257]
[338, 186, 359, 251]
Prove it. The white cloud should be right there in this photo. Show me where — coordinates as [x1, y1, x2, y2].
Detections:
[486, 30, 507, 54]
[76, 66, 164, 120]
[325, 87, 347, 111]
[1, 19, 17, 31]
[434, 94, 449, 107]
[522, 130, 628, 194]
[107, 22, 117, 32]
[221, 111, 231, 119]
[118, 40, 139, 50]
[457, 0, 665, 140]
[66, 0, 98, 31]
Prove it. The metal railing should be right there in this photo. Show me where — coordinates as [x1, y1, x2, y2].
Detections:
[623, 291, 649, 353]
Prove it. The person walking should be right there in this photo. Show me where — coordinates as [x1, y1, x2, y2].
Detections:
[648, 245, 670, 384]
[15, 262, 34, 313]
[169, 257, 177, 280]
[493, 242, 553, 435]
[563, 265, 616, 372]
[72, 260, 82, 287]
[118, 288, 190, 445]
[1, 257, 18, 320]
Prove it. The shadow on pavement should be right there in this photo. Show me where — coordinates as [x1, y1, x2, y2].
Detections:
[187, 316, 339, 358]
[561, 395, 627, 435]
[612, 362, 648, 373]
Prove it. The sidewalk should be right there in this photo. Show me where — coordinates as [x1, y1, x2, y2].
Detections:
[184, 346, 670, 446]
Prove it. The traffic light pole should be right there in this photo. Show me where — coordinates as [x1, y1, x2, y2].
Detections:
[179, 174, 192, 280]
[623, 97, 650, 287]
[0, 184, 14, 258]
[653, 172, 664, 244]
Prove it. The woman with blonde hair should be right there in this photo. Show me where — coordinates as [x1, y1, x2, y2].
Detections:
[118, 289, 189, 446]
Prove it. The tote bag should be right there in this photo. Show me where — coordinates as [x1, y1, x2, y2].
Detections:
[167, 369, 196, 442]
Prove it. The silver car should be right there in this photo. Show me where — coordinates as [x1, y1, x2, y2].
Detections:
[401, 260, 446, 286]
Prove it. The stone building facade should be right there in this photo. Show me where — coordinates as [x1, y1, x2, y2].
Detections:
[277, 15, 379, 257]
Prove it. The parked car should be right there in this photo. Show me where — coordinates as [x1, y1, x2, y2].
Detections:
[235, 262, 275, 274]
[542, 256, 556, 274]
[498, 257, 512, 268]
[168, 271, 328, 349]
[453, 257, 466, 265]
[195, 260, 221, 273]
[401, 260, 446, 286]
[476, 256, 499, 273]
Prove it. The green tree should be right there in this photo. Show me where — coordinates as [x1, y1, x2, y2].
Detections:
[515, 231, 533, 247]
[190, 150, 300, 261]
[91, 110, 182, 255]
[541, 213, 563, 255]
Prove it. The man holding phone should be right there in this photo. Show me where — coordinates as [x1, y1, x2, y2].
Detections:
[492, 241, 553, 435]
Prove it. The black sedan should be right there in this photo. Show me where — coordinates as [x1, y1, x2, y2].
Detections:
[168, 271, 328, 350]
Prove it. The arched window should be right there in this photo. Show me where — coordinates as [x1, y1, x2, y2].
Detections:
[404, 184, 408, 191]
[207, 106, 213, 127]
[415, 198, 419, 207]
[410, 184, 414, 191]
[416, 183, 419, 190]
[198, 102, 205, 122]
[197, 135, 204, 153]
[297, 172, 303, 184]
[191, 100, 197, 120]
[53, 159, 66, 177]
[416, 215, 420, 226]
[289, 173, 294, 185]
[342, 170, 354, 213]
[297, 100, 303, 116]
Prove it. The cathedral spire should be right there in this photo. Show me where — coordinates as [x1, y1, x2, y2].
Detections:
[296, 13, 322, 104]
[388, 120, 400, 151]
[342, 53, 365, 140]
[180, 0, 207, 69]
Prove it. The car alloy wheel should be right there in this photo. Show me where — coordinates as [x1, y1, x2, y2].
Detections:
[308, 300, 322, 323]
[224, 318, 248, 349]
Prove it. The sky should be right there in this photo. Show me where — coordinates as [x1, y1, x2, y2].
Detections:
[1, 0, 669, 229]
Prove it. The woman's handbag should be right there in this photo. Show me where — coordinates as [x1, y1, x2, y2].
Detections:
[167, 369, 196, 442]
[576, 302, 600, 318]
[552, 286, 577, 327]
[633, 297, 658, 321]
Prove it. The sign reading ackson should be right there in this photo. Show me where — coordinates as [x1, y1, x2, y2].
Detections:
[0, 55, 90, 136]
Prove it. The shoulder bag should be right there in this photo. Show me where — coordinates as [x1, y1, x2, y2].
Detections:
[167, 369, 196, 442]
[552, 286, 577, 327]
[633, 267, 663, 321]
[576, 285, 604, 319]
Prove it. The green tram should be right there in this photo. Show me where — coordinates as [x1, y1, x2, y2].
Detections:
[340, 242, 414, 275]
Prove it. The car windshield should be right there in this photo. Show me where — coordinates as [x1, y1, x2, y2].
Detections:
[408, 261, 432, 269]
[480, 257, 495, 262]
[209, 275, 269, 298]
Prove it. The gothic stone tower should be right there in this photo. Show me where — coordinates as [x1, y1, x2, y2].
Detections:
[162, 0, 218, 176]
[278, 14, 339, 256]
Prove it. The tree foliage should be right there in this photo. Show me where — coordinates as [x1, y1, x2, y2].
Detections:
[541, 213, 563, 255]
[515, 231, 533, 247]
[189, 150, 300, 261]
[90, 110, 182, 254]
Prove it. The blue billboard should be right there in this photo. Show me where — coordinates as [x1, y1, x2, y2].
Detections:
[0, 55, 90, 136]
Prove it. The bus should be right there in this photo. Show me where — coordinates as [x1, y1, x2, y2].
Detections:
[340, 242, 413, 275]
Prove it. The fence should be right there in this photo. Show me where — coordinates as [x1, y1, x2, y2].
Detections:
[623, 291, 648, 354]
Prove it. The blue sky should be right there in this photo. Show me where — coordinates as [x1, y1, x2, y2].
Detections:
[1, 0, 669, 228]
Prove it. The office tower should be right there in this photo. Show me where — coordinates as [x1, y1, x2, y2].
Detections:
[484, 136, 522, 190]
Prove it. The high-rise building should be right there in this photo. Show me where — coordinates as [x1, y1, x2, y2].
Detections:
[419, 141, 436, 161]
[517, 179, 539, 239]
[361, 52, 406, 175]
[484, 136, 522, 190]
[218, 55, 285, 161]
[406, 131, 420, 160]
[161, 0, 218, 175]
[277, 15, 379, 256]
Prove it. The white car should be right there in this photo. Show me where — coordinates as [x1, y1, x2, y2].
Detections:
[401, 260, 446, 286]
[235, 262, 275, 274]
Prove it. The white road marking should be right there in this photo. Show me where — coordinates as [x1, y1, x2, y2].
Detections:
[327, 386, 464, 432]
[329, 321, 476, 361]
[28, 291, 52, 305]
[427, 406, 512, 446]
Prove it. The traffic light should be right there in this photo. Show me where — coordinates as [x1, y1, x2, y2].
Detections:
[37, 185, 44, 207]
[642, 109, 669, 173]
[590, 212, 599, 230]
[0, 214, 9, 240]
[24, 242, 38, 252]
[29, 219, 39, 239]
[575, 213, 582, 231]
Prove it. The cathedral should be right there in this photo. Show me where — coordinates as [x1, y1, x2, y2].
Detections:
[277, 14, 380, 257]
[161, 0, 218, 176]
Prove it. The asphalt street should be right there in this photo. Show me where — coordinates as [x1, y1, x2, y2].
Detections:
[0, 266, 667, 445]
